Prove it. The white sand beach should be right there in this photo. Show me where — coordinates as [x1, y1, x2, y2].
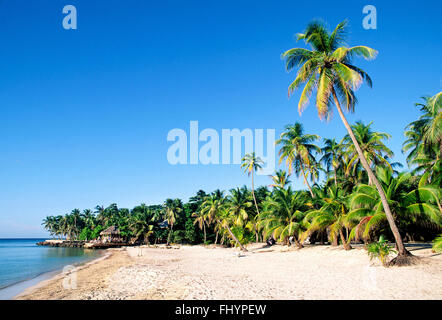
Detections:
[15, 244, 442, 300]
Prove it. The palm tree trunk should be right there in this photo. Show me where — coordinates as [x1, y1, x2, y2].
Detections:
[215, 231, 218, 244]
[218, 220, 247, 251]
[292, 235, 304, 249]
[300, 163, 315, 197]
[167, 224, 173, 245]
[251, 170, 261, 215]
[339, 228, 352, 250]
[332, 89, 408, 257]
[333, 164, 338, 186]
[203, 223, 206, 243]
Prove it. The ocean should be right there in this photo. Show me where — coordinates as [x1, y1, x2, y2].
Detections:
[0, 238, 103, 299]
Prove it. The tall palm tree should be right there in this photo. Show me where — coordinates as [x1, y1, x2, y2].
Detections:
[276, 122, 320, 197]
[321, 138, 343, 186]
[282, 19, 409, 259]
[241, 152, 264, 216]
[163, 198, 183, 245]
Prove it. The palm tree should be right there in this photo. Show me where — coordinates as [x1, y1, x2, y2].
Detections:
[241, 152, 264, 216]
[403, 92, 441, 184]
[164, 198, 183, 245]
[276, 123, 320, 197]
[227, 187, 253, 227]
[342, 121, 395, 184]
[258, 187, 308, 248]
[282, 19, 410, 259]
[303, 186, 352, 250]
[321, 138, 343, 186]
[347, 167, 441, 243]
[129, 210, 155, 244]
[192, 210, 209, 243]
[269, 170, 291, 189]
[201, 194, 247, 251]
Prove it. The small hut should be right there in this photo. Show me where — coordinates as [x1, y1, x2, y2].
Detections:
[100, 226, 122, 243]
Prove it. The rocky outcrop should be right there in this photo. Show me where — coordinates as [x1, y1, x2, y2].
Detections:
[37, 240, 86, 247]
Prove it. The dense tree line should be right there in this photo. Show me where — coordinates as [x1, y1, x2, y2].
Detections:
[43, 20, 441, 258]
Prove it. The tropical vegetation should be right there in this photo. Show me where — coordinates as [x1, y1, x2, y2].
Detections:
[42, 20, 441, 266]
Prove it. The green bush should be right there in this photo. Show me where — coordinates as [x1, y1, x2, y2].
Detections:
[366, 235, 397, 266]
[90, 225, 104, 240]
[433, 234, 442, 253]
[78, 227, 92, 241]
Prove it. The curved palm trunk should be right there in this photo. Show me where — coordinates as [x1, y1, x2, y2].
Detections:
[300, 162, 315, 197]
[251, 170, 261, 215]
[332, 89, 408, 257]
[339, 228, 352, 250]
[218, 219, 247, 252]
[292, 235, 304, 249]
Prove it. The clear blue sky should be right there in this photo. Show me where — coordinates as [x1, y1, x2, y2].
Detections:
[0, 0, 440, 237]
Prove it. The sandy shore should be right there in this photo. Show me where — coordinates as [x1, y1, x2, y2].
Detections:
[15, 244, 442, 300]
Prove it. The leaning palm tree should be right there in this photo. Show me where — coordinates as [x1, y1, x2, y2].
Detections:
[276, 123, 320, 197]
[241, 152, 264, 216]
[201, 194, 247, 251]
[282, 19, 410, 261]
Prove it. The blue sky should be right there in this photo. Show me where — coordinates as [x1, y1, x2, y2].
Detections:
[0, 0, 440, 237]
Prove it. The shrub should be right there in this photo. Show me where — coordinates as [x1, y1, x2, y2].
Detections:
[366, 235, 397, 266]
[433, 234, 442, 253]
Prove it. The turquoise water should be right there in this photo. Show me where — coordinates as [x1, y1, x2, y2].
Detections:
[0, 238, 103, 297]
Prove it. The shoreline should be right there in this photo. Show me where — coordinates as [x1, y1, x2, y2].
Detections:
[5, 250, 111, 300]
[14, 243, 442, 300]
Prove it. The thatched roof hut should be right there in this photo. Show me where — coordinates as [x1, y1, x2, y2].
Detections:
[100, 226, 120, 236]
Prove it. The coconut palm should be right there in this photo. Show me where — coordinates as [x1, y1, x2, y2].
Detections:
[403, 93, 441, 184]
[129, 210, 155, 244]
[201, 194, 247, 251]
[192, 210, 209, 243]
[241, 152, 264, 216]
[276, 123, 320, 197]
[302, 186, 352, 249]
[258, 187, 308, 248]
[282, 19, 409, 259]
[163, 198, 183, 245]
[342, 121, 395, 184]
[347, 167, 442, 243]
[320, 138, 343, 186]
[269, 170, 291, 189]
